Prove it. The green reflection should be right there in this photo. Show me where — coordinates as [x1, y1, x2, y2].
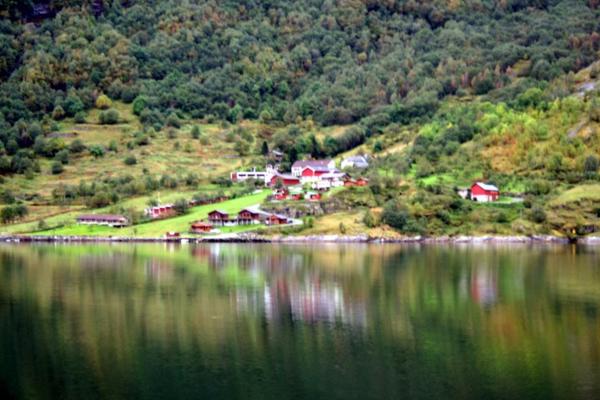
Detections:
[0, 243, 599, 399]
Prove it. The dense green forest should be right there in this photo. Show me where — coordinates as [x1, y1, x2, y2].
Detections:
[1, 0, 599, 159]
[0, 0, 599, 237]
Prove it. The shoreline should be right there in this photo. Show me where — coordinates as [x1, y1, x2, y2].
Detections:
[1, 233, 598, 245]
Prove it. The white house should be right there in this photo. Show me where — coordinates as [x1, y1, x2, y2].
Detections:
[230, 165, 277, 185]
[341, 155, 369, 169]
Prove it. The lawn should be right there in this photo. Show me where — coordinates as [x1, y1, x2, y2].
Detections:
[550, 184, 600, 206]
[31, 190, 270, 237]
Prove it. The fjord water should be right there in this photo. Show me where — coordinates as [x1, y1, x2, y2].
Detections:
[1, 244, 599, 400]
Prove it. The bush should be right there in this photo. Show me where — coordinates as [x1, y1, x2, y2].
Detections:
[584, 155, 599, 177]
[74, 111, 86, 123]
[52, 105, 65, 120]
[124, 155, 137, 165]
[51, 161, 64, 174]
[89, 145, 106, 158]
[99, 109, 120, 125]
[108, 140, 118, 152]
[363, 209, 378, 227]
[382, 200, 409, 230]
[173, 199, 189, 215]
[69, 139, 86, 154]
[55, 149, 69, 164]
[529, 206, 547, 223]
[95, 94, 112, 110]
[166, 112, 181, 128]
[191, 125, 201, 139]
[132, 96, 148, 116]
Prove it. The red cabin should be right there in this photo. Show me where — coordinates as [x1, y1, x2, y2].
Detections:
[190, 221, 213, 233]
[470, 182, 500, 202]
[208, 210, 230, 225]
[238, 208, 262, 224]
[267, 214, 289, 225]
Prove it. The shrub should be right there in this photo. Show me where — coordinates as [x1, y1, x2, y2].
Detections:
[191, 125, 201, 139]
[95, 94, 112, 110]
[89, 145, 106, 158]
[382, 200, 409, 230]
[55, 149, 69, 164]
[132, 96, 148, 116]
[108, 140, 118, 152]
[0, 189, 15, 204]
[529, 206, 547, 223]
[51, 161, 64, 174]
[69, 139, 86, 154]
[52, 105, 65, 120]
[74, 112, 86, 123]
[99, 109, 120, 125]
[166, 112, 181, 128]
[584, 155, 599, 176]
[124, 155, 137, 165]
[173, 199, 189, 215]
[363, 209, 377, 228]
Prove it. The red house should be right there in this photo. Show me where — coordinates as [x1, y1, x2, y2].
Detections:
[269, 174, 301, 187]
[208, 210, 231, 226]
[190, 221, 213, 233]
[470, 182, 500, 202]
[237, 208, 263, 225]
[267, 214, 289, 225]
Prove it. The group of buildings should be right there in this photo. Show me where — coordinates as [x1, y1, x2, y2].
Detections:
[190, 207, 291, 233]
[231, 155, 370, 191]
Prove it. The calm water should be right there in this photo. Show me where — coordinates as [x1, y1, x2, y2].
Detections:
[1, 243, 600, 400]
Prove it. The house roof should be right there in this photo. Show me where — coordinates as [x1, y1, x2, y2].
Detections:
[77, 214, 128, 221]
[208, 209, 229, 215]
[473, 182, 499, 192]
[273, 173, 299, 180]
[191, 221, 213, 227]
[292, 160, 333, 169]
[343, 155, 368, 164]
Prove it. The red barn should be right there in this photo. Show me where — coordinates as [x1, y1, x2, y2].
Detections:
[470, 182, 499, 202]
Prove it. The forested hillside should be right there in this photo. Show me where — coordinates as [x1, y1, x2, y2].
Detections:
[0, 0, 599, 237]
[1, 0, 599, 128]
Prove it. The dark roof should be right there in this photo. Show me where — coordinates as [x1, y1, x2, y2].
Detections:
[208, 209, 228, 215]
[77, 214, 127, 221]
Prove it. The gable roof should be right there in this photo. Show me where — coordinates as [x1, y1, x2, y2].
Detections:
[343, 155, 368, 164]
[473, 182, 499, 192]
[208, 209, 229, 215]
[292, 160, 333, 169]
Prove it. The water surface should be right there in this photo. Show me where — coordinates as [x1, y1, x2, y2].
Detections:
[1, 243, 599, 399]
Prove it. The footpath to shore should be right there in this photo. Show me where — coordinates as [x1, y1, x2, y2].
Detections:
[1, 233, 599, 245]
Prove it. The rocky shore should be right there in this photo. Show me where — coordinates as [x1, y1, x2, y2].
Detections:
[1, 233, 597, 244]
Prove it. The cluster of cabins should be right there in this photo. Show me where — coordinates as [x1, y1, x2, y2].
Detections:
[144, 196, 229, 219]
[190, 207, 291, 233]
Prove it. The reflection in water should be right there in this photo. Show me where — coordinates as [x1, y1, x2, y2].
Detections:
[0, 243, 599, 399]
